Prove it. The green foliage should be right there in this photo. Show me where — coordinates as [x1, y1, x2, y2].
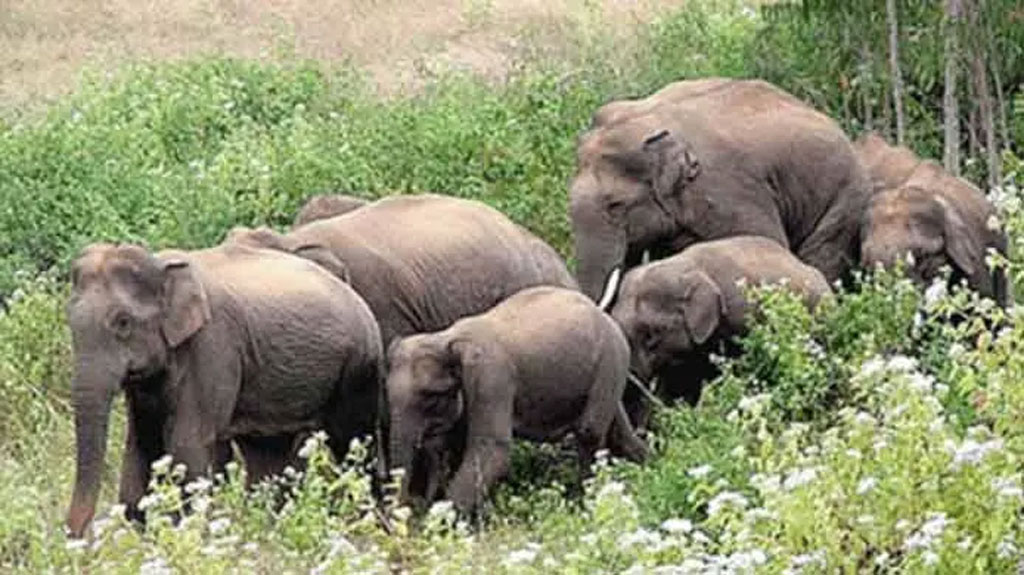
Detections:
[1, 1, 1023, 573]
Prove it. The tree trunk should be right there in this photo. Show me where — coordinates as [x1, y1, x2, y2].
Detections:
[943, 0, 963, 176]
[860, 40, 874, 131]
[886, 0, 905, 145]
[982, 0, 1011, 152]
[968, 0, 1000, 188]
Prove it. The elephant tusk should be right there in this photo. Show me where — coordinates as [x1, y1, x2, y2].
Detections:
[627, 372, 666, 409]
[641, 250, 651, 265]
[597, 267, 623, 312]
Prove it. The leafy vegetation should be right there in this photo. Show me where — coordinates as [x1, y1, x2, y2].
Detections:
[0, 1, 1022, 573]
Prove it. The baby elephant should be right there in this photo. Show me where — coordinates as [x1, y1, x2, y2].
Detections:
[611, 236, 832, 418]
[386, 286, 648, 516]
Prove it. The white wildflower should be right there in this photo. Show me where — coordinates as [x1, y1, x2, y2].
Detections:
[903, 513, 951, 551]
[184, 476, 212, 494]
[951, 438, 1004, 469]
[65, 538, 87, 552]
[853, 412, 877, 427]
[922, 551, 939, 566]
[856, 515, 875, 526]
[887, 355, 917, 372]
[687, 465, 713, 479]
[789, 549, 826, 569]
[957, 537, 973, 551]
[208, 517, 231, 535]
[151, 455, 174, 475]
[661, 518, 693, 534]
[707, 491, 749, 516]
[924, 280, 947, 306]
[895, 519, 911, 531]
[504, 546, 538, 566]
[727, 549, 767, 570]
[992, 477, 1023, 500]
[298, 431, 328, 459]
[845, 448, 862, 459]
[906, 372, 935, 393]
[746, 508, 777, 522]
[996, 538, 1018, 559]
[738, 393, 771, 413]
[783, 467, 818, 491]
[948, 343, 966, 358]
[875, 552, 891, 566]
[856, 477, 878, 495]
[618, 528, 662, 549]
[597, 480, 626, 499]
[137, 493, 159, 511]
[139, 557, 173, 575]
[859, 357, 885, 378]
[580, 533, 597, 545]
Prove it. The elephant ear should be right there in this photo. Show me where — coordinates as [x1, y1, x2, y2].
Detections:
[680, 269, 725, 346]
[160, 258, 211, 347]
[449, 339, 513, 445]
[938, 196, 983, 280]
[643, 129, 701, 201]
[292, 243, 350, 283]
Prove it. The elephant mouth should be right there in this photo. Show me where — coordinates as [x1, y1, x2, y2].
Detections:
[122, 365, 164, 387]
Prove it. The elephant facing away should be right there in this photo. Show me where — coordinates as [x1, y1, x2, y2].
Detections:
[854, 133, 1012, 307]
[293, 194, 368, 228]
[65, 242, 383, 538]
[569, 78, 871, 301]
[610, 236, 832, 424]
[227, 193, 578, 347]
[387, 286, 649, 516]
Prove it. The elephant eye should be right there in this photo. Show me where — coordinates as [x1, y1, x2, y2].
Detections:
[110, 312, 133, 338]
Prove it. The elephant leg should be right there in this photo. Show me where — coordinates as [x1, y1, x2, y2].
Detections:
[324, 359, 380, 469]
[606, 402, 650, 464]
[621, 381, 654, 432]
[446, 438, 511, 518]
[117, 416, 150, 525]
[236, 435, 294, 487]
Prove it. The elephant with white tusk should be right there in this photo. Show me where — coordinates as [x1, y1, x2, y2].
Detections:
[609, 236, 832, 426]
[568, 77, 871, 302]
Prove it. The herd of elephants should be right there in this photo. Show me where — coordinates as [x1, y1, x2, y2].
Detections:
[63, 78, 1012, 538]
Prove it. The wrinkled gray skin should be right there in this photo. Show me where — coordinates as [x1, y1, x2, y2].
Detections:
[854, 132, 1012, 307]
[569, 78, 870, 301]
[293, 194, 368, 228]
[387, 286, 648, 516]
[65, 242, 383, 538]
[611, 236, 832, 423]
[226, 194, 578, 487]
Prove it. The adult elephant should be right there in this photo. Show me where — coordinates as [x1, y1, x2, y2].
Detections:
[854, 134, 1011, 306]
[227, 193, 578, 346]
[293, 194, 368, 228]
[227, 194, 579, 483]
[65, 242, 383, 538]
[569, 78, 871, 301]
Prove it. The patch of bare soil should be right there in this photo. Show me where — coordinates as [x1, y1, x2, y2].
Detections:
[0, 0, 686, 109]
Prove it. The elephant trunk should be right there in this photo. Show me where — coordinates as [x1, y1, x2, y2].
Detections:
[67, 361, 118, 538]
[389, 426, 419, 498]
[572, 216, 627, 303]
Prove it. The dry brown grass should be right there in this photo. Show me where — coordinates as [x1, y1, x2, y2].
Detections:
[0, 0, 686, 109]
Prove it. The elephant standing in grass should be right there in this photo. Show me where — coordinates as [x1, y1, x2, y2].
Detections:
[386, 286, 648, 516]
[226, 193, 579, 488]
[853, 132, 1012, 307]
[65, 242, 383, 538]
[569, 78, 871, 301]
[610, 236, 832, 425]
[293, 194, 368, 228]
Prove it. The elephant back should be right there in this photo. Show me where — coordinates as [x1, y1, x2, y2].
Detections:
[288, 194, 577, 343]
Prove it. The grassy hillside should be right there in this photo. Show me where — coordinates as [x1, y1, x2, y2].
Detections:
[0, 1, 1022, 573]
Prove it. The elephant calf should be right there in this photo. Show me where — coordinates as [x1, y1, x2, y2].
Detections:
[854, 132, 1011, 307]
[65, 242, 383, 538]
[386, 286, 648, 516]
[611, 236, 832, 421]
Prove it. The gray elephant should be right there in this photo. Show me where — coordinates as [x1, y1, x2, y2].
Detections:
[386, 286, 648, 516]
[854, 133, 1011, 307]
[65, 242, 383, 538]
[610, 236, 832, 422]
[852, 131, 922, 191]
[226, 194, 578, 487]
[569, 77, 871, 301]
[293, 194, 368, 227]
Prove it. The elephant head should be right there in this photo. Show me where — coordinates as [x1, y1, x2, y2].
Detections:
[852, 131, 921, 192]
[569, 119, 702, 301]
[610, 265, 725, 382]
[65, 244, 210, 537]
[861, 186, 988, 292]
[385, 333, 468, 509]
[292, 194, 368, 228]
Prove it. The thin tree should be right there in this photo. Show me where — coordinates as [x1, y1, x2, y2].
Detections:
[886, 0, 905, 145]
[943, 0, 963, 175]
[968, 0, 1000, 188]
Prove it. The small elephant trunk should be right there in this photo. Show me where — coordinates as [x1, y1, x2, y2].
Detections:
[67, 375, 116, 538]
